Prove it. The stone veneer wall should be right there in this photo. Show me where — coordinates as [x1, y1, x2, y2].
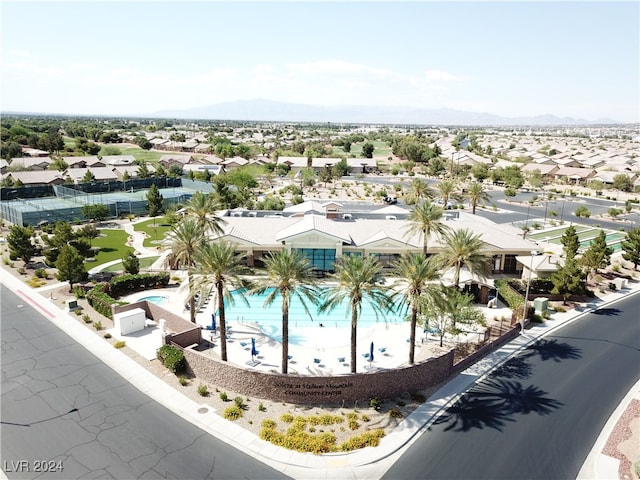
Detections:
[452, 325, 520, 373]
[182, 347, 455, 405]
[113, 301, 201, 347]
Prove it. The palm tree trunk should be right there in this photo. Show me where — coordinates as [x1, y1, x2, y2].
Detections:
[189, 296, 196, 323]
[350, 307, 358, 374]
[217, 281, 228, 362]
[409, 306, 417, 364]
[282, 297, 289, 374]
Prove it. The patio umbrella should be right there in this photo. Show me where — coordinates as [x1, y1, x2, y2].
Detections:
[369, 341, 374, 363]
[251, 337, 258, 359]
[211, 313, 216, 332]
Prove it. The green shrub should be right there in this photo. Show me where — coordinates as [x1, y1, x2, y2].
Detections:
[339, 429, 385, 451]
[73, 285, 85, 298]
[86, 283, 117, 319]
[82, 314, 92, 323]
[233, 396, 246, 409]
[261, 419, 277, 429]
[114, 341, 126, 349]
[280, 413, 294, 423]
[156, 345, 186, 374]
[219, 391, 229, 402]
[74, 309, 82, 316]
[197, 384, 208, 396]
[93, 321, 103, 330]
[258, 402, 266, 412]
[370, 397, 382, 411]
[103, 332, 112, 339]
[108, 272, 170, 298]
[35, 268, 48, 279]
[178, 376, 189, 386]
[388, 408, 403, 419]
[223, 405, 243, 421]
[17, 267, 26, 275]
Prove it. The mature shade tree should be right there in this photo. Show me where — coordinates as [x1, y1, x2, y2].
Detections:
[7, 225, 35, 264]
[81, 204, 110, 223]
[55, 245, 86, 292]
[49, 158, 69, 172]
[404, 200, 451, 256]
[191, 241, 250, 362]
[332, 158, 351, 178]
[465, 181, 491, 214]
[621, 227, 640, 270]
[581, 230, 613, 279]
[122, 251, 140, 274]
[471, 163, 490, 182]
[437, 228, 489, 288]
[146, 183, 164, 217]
[612, 174, 633, 192]
[164, 218, 205, 322]
[561, 225, 580, 260]
[361, 142, 375, 159]
[320, 255, 392, 373]
[391, 254, 439, 364]
[250, 250, 318, 374]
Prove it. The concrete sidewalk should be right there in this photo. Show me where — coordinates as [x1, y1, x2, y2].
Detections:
[2, 269, 638, 479]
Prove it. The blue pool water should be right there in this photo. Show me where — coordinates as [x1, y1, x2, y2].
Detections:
[137, 295, 169, 305]
[220, 288, 406, 332]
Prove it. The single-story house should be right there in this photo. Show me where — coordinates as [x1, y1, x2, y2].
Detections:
[2, 170, 65, 186]
[9, 157, 52, 171]
[554, 167, 596, 185]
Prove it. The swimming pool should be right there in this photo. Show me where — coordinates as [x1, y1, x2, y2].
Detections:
[220, 288, 406, 332]
[137, 295, 169, 305]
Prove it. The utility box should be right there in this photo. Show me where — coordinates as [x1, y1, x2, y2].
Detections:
[114, 308, 146, 336]
[533, 297, 549, 314]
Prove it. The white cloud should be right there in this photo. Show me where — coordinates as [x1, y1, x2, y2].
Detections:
[424, 69, 466, 82]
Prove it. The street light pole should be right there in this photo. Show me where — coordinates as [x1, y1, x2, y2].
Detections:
[521, 250, 541, 333]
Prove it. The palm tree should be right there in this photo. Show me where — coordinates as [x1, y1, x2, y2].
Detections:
[436, 179, 462, 207]
[191, 241, 250, 362]
[183, 191, 226, 236]
[465, 181, 491, 214]
[320, 255, 392, 373]
[404, 178, 435, 205]
[250, 250, 318, 374]
[404, 200, 451, 255]
[164, 217, 205, 323]
[437, 228, 489, 288]
[391, 254, 440, 364]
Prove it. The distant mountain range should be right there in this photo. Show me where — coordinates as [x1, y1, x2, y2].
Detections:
[152, 99, 620, 126]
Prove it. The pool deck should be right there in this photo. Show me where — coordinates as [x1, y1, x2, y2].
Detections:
[119, 286, 512, 374]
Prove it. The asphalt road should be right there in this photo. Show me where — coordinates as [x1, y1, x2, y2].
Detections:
[0, 287, 291, 480]
[383, 292, 640, 480]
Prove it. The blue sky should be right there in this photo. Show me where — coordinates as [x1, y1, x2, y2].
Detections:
[1, 1, 638, 122]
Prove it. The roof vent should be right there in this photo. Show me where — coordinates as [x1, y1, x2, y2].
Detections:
[385, 215, 397, 220]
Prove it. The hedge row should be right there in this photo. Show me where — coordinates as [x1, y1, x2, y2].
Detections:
[506, 278, 555, 294]
[109, 272, 170, 298]
[87, 283, 118, 319]
[495, 279, 524, 316]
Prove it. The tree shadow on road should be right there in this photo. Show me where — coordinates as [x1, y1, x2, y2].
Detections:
[522, 338, 582, 362]
[430, 378, 563, 432]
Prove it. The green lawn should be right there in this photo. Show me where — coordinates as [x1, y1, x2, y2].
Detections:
[330, 140, 392, 161]
[134, 218, 173, 247]
[85, 229, 134, 267]
[101, 256, 160, 273]
[113, 146, 164, 164]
